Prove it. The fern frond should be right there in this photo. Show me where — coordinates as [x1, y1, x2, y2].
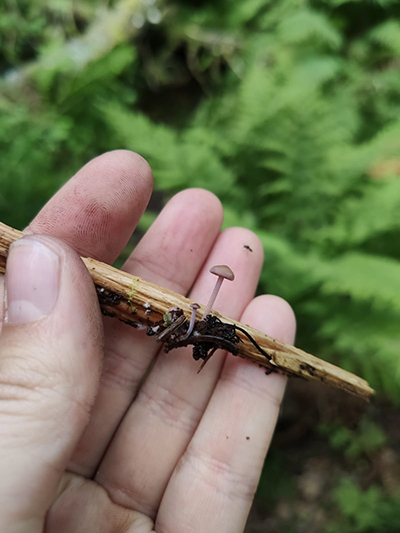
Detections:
[321, 252, 400, 312]
[319, 180, 400, 247]
[277, 9, 342, 50]
[369, 20, 400, 57]
[100, 103, 235, 194]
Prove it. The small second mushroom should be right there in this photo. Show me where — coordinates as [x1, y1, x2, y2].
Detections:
[202, 264, 235, 319]
[183, 302, 200, 338]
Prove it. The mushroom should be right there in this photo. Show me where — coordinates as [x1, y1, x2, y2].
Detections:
[183, 303, 200, 338]
[202, 265, 235, 319]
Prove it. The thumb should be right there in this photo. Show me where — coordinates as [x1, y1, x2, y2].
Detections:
[0, 235, 104, 532]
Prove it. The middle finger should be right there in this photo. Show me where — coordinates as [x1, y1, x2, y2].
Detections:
[96, 226, 264, 518]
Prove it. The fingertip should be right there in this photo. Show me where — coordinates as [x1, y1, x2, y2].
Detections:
[220, 227, 264, 264]
[242, 294, 296, 345]
[98, 150, 154, 192]
[5, 233, 103, 342]
[68, 150, 154, 216]
[187, 226, 264, 319]
[168, 188, 224, 229]
[25, 150, 154, 263]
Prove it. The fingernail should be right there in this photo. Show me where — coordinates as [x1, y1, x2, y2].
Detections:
[5, 238, 60, 325]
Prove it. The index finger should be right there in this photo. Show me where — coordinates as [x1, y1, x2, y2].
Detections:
[0, 150, 153, 330]
[24, 150, 153, 263]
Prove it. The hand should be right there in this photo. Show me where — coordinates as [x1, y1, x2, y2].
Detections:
[0, 151, 296, 533]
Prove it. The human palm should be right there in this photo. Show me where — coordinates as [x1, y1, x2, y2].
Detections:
[0, 151, 295, 532]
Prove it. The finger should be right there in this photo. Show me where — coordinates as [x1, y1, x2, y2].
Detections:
[0, 235, 104, 532]
[69, 189, 223, 475]
[96, 228, 264, 517]
[26, 150, 153, 263]
[156, 295, 296, 533]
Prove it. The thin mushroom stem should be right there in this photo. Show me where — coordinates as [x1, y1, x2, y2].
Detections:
[202, 276, 223, 318]
[183, 303, 200, 338]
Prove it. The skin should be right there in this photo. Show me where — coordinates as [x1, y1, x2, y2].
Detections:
[0, 150, 296, 533]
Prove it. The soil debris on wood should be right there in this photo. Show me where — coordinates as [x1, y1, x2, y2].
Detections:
[147, 309, 274, 372]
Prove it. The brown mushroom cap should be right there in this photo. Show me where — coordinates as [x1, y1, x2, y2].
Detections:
[209, 265, 235, 281]
[190, 303, 201, 309]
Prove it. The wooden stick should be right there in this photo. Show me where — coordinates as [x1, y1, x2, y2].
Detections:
[0, 221, 374, 401]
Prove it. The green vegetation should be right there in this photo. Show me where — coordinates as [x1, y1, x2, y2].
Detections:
[2, 1, 400, 530]
[319, 416, 387, 460]
[328, 479, 400, 533]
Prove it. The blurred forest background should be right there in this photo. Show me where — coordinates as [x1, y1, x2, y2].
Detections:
[1, 0, 400, 531]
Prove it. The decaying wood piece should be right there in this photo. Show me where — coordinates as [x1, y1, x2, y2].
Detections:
[0, 221, 374, 401]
